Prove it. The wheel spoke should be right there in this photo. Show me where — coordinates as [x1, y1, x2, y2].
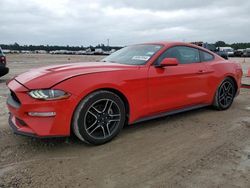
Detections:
[219, 94, 225, 102]
[109, 113, 121, 122]
[226, 96, 232, 105]
[87, 110, 98, 119]
[108, 119, 121, 123]
[109, 114, 120, 118]
[89, 106, 101, 115]
[226, 85, 232, 92]
[86, 119, 98, 131]
[103, 100, 113, 113]
[89, 124, 101, 135]
[100, 125, 106, 138]
[224, 83, 229, 91]
[222, 97, 227, 105]
[106, 123, 111, 136]
[222, 84, 226, 93]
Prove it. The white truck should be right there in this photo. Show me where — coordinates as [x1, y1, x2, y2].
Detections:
[218, 47, 234, 57]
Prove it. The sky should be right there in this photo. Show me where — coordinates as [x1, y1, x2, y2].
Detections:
[0, 0, 250, 46]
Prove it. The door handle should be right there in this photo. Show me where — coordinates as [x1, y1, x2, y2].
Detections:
[197, 70, 207, 74]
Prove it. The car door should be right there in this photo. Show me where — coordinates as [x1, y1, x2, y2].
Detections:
[148, 46, 209, 114]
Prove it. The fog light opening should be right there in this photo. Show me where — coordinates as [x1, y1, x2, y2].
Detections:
[28, 112, 56, 117]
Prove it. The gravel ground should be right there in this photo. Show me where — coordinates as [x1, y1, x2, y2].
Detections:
[0, 54, 250, 188]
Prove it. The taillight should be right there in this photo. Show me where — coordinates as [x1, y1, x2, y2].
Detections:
[0, 56, 6, 64]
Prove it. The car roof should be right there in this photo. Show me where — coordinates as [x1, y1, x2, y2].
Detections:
[142, 41, 204, 48]
[142, 41, 215, 53]
[142, 41, 189, 46]
[139, 41, 225, 61]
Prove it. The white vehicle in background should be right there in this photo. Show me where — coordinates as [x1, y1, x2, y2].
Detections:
[2, 49, 11, 54]
[218, 47, 234, 57]
[94, 48, 104, 55]
[242, 48, 250, 57]
[75, 50, 87, 55]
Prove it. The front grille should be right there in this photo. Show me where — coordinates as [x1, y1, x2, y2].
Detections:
[10, 90, 21, 104]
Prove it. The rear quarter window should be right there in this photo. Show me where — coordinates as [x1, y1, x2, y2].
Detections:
[200, 50, 214, 62]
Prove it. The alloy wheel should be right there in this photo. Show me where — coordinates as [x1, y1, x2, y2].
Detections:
[218, 80, 234, 108]
[84, 99, 121, 139]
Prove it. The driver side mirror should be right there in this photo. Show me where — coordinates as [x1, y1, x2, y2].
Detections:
[157, 58, 179, 67]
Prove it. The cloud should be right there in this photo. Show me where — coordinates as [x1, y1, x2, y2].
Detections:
[0, 0, 249, 46]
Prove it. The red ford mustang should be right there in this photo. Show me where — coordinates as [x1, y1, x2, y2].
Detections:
[7, 42, 243, 145]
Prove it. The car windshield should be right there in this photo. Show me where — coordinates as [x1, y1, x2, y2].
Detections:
[102, 44, 162, 65]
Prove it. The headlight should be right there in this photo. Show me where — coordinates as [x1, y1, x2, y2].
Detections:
[28, 89, 70, 100]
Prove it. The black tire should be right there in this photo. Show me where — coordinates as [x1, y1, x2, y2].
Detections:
[0, 67, 9, 77]
[213, 77, 236, 110]
[73, 90, 126, 145]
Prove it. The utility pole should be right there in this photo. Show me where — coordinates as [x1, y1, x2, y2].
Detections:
[107, 38, 110, 51]
[107, 39, 110, 47]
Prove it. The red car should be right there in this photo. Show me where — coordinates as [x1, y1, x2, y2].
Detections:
[7, 42, 242, 145]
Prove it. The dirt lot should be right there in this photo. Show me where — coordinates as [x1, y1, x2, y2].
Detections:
[0, 54, 250, 188]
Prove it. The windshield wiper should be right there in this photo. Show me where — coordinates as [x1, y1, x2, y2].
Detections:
[101, 60, 117, 63]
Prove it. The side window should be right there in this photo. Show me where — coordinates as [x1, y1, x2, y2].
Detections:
[200, 50, 214, 62]
[155, 46, 200, 65]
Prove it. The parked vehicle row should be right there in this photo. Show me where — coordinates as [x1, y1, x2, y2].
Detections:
[192, 42, 229, 59]
[1, 48, 117, 55]
[242, 48, 250, 57]
[234, 49, 244, 57]
[0, 47, 9, 78]
[220, 47, 250, 57]
[191, 42, 250, 58]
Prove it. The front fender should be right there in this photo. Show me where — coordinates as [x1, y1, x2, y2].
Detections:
[52, 70, 148, 123]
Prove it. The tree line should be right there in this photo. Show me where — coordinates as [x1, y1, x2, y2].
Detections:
[0, 43, 122, 51]
[214, 41, 250, 49]
[1, 41, 250, 51]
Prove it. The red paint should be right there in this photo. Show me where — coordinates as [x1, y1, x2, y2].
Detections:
[6, 42, 243, 137]
[247, 68, 250, 77]
[241, 84, 250, 89]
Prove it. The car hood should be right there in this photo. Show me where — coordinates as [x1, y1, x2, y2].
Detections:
[15, 62, 138, 89]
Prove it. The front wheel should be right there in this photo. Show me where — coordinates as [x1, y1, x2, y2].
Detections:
[213, 78, 236, 110]
[73, 90, 126, 145]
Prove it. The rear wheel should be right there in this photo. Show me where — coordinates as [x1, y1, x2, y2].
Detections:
[213, 78, 236, 110]
[73, 90, 126, 145]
